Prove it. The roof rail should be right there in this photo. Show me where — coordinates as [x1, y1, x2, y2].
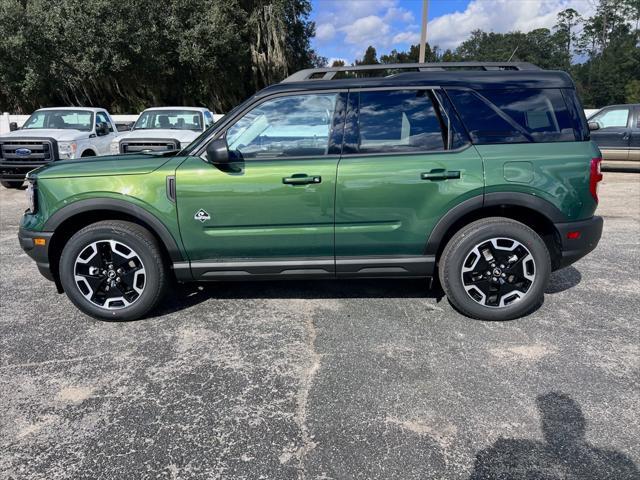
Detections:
[282, 62, 541, 83]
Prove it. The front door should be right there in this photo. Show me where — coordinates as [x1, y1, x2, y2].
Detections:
[176, 92, 345, 279]
[94, 111, 115, 155]
[334, 88, 484, 276]
[589, 106, 632, 160]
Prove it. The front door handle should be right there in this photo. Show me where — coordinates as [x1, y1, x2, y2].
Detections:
[283, 174, 322, 185]
[421, 169, 461, 181]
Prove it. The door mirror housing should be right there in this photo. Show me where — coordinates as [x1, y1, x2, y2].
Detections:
[588, 121, 600, 131]
[9, 122, 18, 131]
[96, 122, 110, 136]
[205, 137, 230, 164]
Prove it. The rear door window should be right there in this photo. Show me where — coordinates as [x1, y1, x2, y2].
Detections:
[355, 90, 445, 153]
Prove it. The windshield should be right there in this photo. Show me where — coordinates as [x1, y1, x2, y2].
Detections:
[134, 110, 203, 131]
[22, 110, 94, 131]
[180, 97, 256, 154]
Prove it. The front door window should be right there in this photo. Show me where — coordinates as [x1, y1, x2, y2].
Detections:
[226, 93, 339, 159]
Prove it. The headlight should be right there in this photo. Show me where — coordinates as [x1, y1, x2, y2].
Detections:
[26, 179, 37, 213]
[58, 142, 77, 159]
[110, 142, 120, 155]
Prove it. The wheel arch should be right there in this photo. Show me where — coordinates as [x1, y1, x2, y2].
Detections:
[45, 199, 184, 290]
[426, 193, 567, 270]
[80, 148, 97, 157]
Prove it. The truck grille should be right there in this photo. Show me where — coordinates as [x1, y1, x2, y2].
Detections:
[0, 138, 58, 165]
[120, 139, 181, 154]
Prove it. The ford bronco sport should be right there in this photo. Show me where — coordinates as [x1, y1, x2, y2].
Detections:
[18, 62, 603, 321]
[0, 107, 120, 189]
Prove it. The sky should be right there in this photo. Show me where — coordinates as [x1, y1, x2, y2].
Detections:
[309, 0, 597, 65]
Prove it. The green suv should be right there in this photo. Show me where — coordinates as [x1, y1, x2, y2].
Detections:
[18, 62, 604, 321]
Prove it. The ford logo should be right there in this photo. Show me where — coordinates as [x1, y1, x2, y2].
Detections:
[15, 148, 31, 157]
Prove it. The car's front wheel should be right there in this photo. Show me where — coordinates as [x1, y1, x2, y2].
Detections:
[59, 220, 168, 321]
[439, 217, 551, 321]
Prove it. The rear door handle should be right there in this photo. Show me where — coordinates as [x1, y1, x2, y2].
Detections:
[421, 169, 461, 181]
[283, 174, 322, 185]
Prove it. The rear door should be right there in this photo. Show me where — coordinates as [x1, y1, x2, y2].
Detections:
[176, 91, 345, 278]
[334, 88, 484, 277]
[589, 106, 632, 160]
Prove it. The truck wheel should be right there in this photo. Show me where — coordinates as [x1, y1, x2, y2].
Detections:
[439, 217, 551, 321]
[1, 180, 23, 189]
[59, 220, 168, 321]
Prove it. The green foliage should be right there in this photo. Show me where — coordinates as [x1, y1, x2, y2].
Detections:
[625, 79, 640, 103]
[0, 0, 320, 113]
[356, 46, 379, 65]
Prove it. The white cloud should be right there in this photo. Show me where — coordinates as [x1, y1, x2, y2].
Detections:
[316, 23, 336, 42]
[384, 6, 415, 23]
[428, 0, 597, 50]
[392, 31, 420, 45]
[341, 15, 391, 46]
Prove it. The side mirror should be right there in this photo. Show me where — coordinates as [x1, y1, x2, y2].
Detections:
[588, 121, 600, 131]
[9, 122, 18, 131]
[205, 137, 230, 164]
[96, 122, 109, 136]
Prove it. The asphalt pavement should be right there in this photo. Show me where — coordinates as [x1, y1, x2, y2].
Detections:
[1, 173, 638, 479]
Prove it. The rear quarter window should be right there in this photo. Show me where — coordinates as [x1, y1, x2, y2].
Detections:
[446, 88, 579, 144]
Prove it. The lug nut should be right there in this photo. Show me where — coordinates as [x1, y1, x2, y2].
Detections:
[501, 273, 506, 278]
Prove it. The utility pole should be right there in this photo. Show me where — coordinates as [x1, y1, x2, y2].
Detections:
[419, 0, 429, 63]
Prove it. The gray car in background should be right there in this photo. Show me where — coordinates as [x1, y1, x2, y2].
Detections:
[588, 103, 640, 171]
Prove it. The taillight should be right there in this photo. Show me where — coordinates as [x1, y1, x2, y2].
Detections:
[589, 157, 603, 203]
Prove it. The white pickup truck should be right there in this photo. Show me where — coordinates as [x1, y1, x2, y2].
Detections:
[0, 107, 119, 188]
[111, 107, 218, 154]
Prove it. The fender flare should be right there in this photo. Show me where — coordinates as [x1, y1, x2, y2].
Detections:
[424, 192, 568, 255]
[44, 198, 184, 262]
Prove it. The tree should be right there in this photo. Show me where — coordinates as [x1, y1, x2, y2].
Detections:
[356, 46, 379, 65]
[331, 59, 345, 67]
[0, 0, 321, 113]
[625, 79, 640, 102]
[554, 8, 582, 67]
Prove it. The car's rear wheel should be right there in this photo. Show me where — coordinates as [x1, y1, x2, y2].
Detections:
[59, 220, 168, 321]
[1, 180, 23, 189]
[439, 217, 551, 321]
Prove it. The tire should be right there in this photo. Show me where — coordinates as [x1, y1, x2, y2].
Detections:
[439, 217, 551, 321]
[1, 180, 23, 189]
[81, 150, 96, 157]
[59, 220, 168, 321]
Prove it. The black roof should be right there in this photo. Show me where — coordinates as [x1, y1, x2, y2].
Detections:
[257, 69, 575, 98]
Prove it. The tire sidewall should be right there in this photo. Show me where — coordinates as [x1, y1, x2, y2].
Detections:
[59, 224, 162, 321]
[441, 220, 551, 321]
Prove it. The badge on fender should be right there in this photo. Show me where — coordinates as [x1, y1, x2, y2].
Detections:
[194, 209, 211, 223]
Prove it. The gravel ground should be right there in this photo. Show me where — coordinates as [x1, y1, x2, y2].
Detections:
[0, 173, 638, 479]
